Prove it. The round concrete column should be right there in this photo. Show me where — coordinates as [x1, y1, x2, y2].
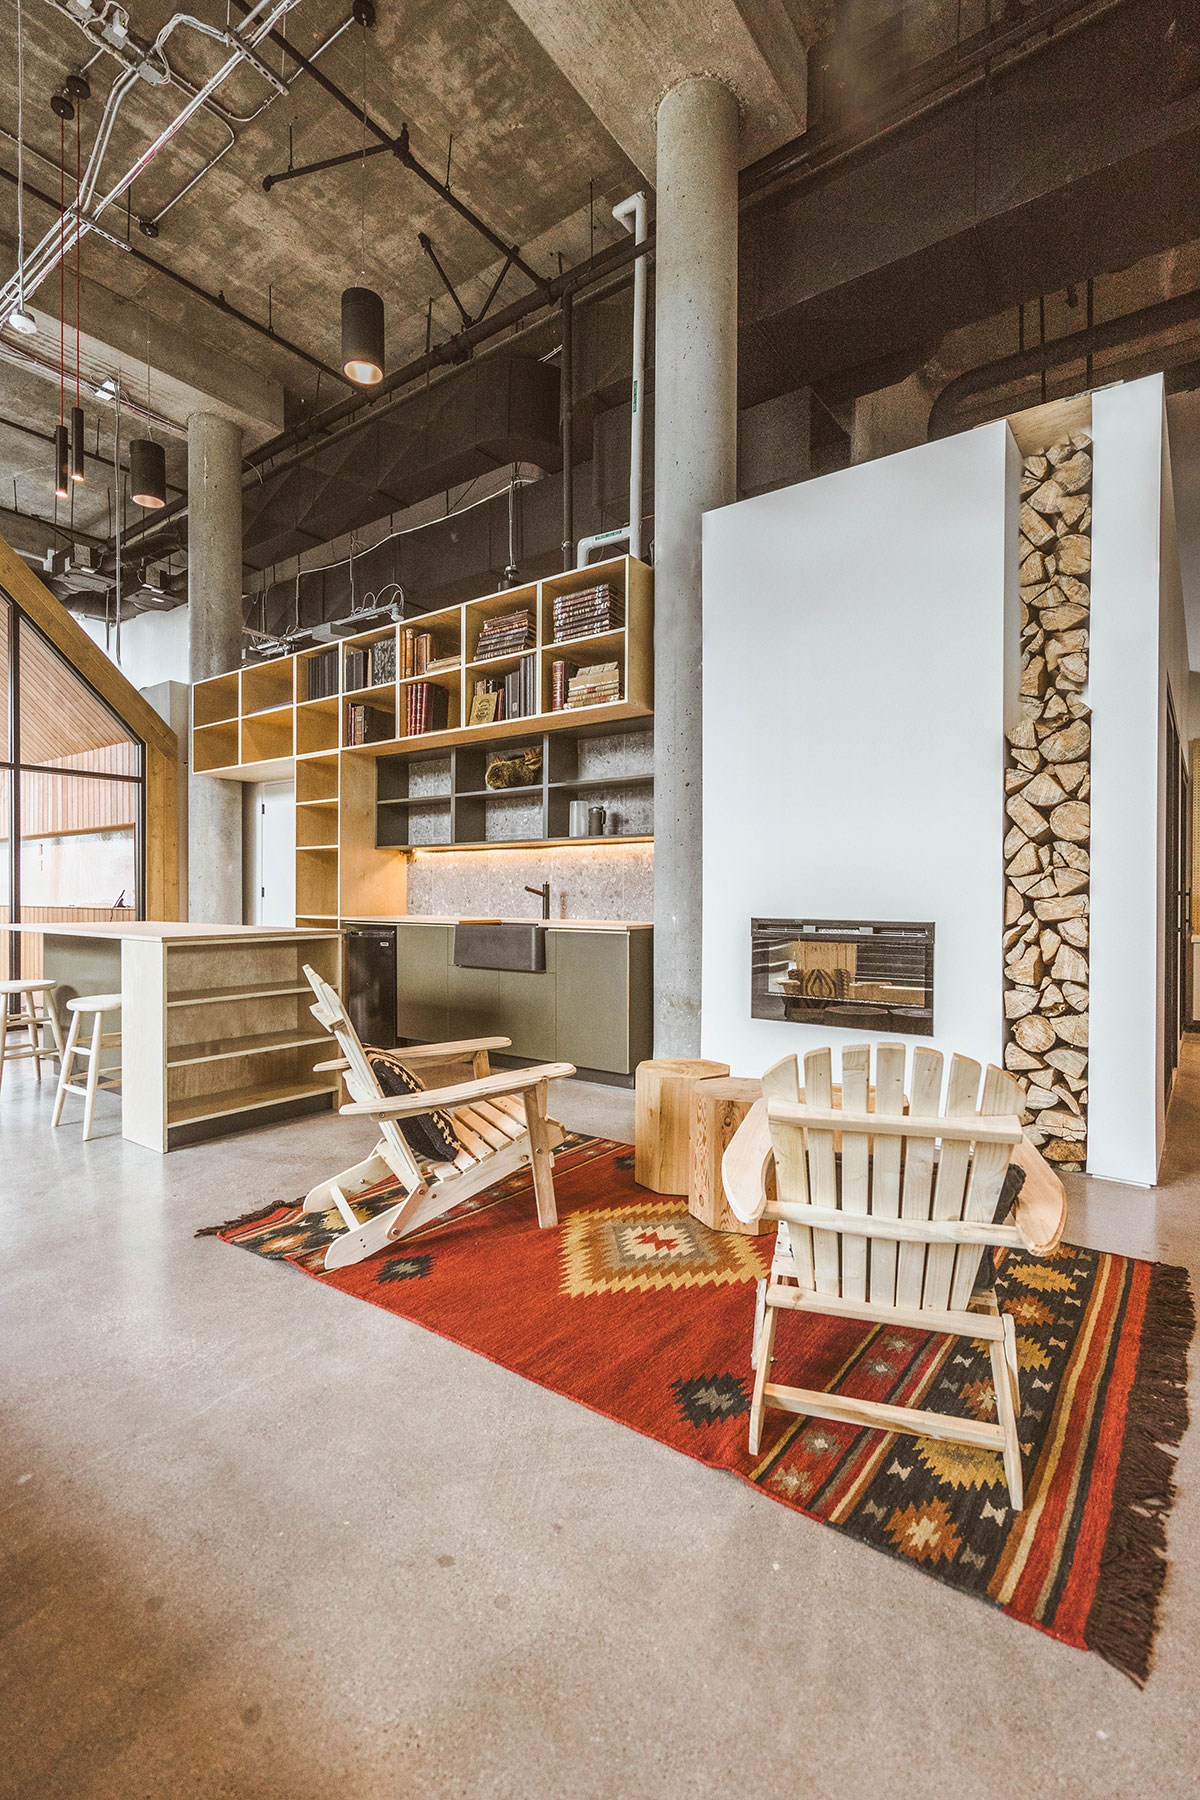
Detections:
[187, 410, 244, 924]
[652, 76, 739, 1055]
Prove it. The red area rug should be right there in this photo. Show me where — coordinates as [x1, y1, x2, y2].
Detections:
[203, 1137, 1192, 1682]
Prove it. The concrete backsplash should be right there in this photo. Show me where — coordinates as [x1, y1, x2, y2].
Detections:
[405, 841, 654, 922]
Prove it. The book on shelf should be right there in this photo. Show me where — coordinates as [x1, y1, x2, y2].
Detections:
[404, 681, 450, 736]
[306, 647, 338, 700]
[502, 653, 538, 722]
[550, 658, 577, 711]
[475, 609, 535, 659]
[426, 653, 459, 675]
[469, 687, 500, 725]
[402, 628, 415, 678]
[564, 661, 622, 710]
[552, 582, 625, 643]
[370, 637, 396, 685]
[345, 702, 394, 745]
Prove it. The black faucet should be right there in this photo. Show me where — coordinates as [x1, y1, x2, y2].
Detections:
[525, 881, 550, 920]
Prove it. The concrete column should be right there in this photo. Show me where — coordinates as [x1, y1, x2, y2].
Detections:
[652, 76, 740, 1055]
[187, 410, 244, 923]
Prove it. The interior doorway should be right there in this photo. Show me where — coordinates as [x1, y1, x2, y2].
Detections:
[245, 779, 296, 927]
[1164, 699, 1190, 1097]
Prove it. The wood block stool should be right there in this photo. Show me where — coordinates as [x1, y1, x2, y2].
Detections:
[0, 979, 65, 1091]
[634, 1057, 729, 1194]
[52, 994, 122, 1141]
[689, 1075, 772, 1236]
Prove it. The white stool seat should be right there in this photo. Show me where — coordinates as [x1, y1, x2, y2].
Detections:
[0, 978, 65, 1091]
[52, 993, 122, 1140]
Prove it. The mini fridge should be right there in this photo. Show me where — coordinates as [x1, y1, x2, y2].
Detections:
[345, 925, 397, 1049]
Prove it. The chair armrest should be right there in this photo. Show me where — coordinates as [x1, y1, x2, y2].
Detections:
[1010, 1136, 1068, 1255]
[313, 1056, 350, 1073]
[392, 1035, 512, 1065]
[340, 1061, 576, 1118]
[722, 1100, 774, 1224]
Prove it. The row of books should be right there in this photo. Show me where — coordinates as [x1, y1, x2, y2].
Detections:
[475, 609, 535, 660]
[345, 702, 392, 746]
[469, 653, 539, 723]
[549, 659, 576, 711]
[403, 628, 457, 677]
[403, 681, 450, 736]
[344, 638, 396, 693]
[552, 582, 624, 644]
[305, 647, 339, 699]
[564, 662, 622, 710]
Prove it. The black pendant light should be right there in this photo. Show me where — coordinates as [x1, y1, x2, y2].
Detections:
[341, 284, 384, 384]
[130, 437, 166, 509]
[53, 423, 69, 497]
[70, 404, 84, 483]
[69, 98, 85, 482]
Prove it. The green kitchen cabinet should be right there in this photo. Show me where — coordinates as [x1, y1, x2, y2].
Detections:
[495, 958, 558, 1062]
[395, 924, 451, 1041]
[446, 962, 499, 1040]
[556, 931, 639, 1075]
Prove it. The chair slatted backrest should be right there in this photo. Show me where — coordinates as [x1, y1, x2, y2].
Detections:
[303, 964, 429, 1188]
[763, 1044, 1023, 1312]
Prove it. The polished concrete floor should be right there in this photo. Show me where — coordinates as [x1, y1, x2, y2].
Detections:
[1, 1050, 1198, 1800]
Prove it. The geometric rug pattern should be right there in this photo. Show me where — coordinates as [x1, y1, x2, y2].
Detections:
[204, 1138, 1193, 1683]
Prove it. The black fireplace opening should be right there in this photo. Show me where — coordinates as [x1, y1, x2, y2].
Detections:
[751, 918, 935, 1035]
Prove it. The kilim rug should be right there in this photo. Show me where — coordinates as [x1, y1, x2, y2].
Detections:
[202, 1136, 1193, 1683]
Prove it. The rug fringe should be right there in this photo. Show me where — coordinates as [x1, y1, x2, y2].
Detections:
[1087, 1260, 1195, 1684]
[194, 1200, 292, 1239]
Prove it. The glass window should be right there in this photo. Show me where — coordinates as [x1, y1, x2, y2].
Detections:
[0, 589, 145, 981]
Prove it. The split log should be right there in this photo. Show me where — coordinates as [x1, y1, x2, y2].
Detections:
[1024, 453, 1049, 478]
[1056, 576, 1090, 608]
[1054, 449, 1092, 492]
[1019, 551, 1047, 585]
[1038, 1108, 1086, 1139]
[1007, 795, 1052, 840]
[1005, 1042, 1046, 1071]
[1058, 916, 1088, 947]
[1035, 894, 1087, 921]
[1006, 843, 1040, 879]
[1028, 478, 1067, 514]
[1021, 504, 1057, 548]
[1062, 981, 1089, 1011]
[1054, 1013, 1089, 1047]
[1040, 928, 1062, 959]
[1057, 493, 1089, 528]
[1040, 601, 1089, 632]
[1055, 842, 1089, 871]
[1007, 717, 1038, 750]
[1049, 799, 1090, 842]
[1020, 656, 1047, 698]
[1013, 1014, 1056, 1053]
[1052, 945, 1088, 983]
[1039, 983, 1066, 1014]
[1022, 772, 1068, 809]
[1045, 1046, 1087, 1080]
[1054, 653, 1088, 687]
[1004, 825, 1031, 858]
[1065, 692, 1090, 719]
[1006, 947, 1044, 986]
[1042, 1138, 1085, 1162]
[1054, 761, 1087, 792]
[1052, 868, 1088, 896]
[1005, 986, 1041, 1020]
[1054, 535, 1091, 574]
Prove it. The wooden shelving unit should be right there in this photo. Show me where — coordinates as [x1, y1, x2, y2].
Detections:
[121, 929, 343, 1150]
[191, 554, 654, 906]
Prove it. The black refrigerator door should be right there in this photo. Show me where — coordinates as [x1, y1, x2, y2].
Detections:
[345, 927, 397, 1048]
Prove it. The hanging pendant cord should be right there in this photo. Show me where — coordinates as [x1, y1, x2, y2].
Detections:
[59, 114, 65, 423]
[75, 107, 82, 406]
[15, 0, 27, 311]
[358, 23, 366, 279]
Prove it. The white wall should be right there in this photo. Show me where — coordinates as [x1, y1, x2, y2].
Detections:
[79, 605, 189, 691]
[700, 420, 1018, 1078]
[1088, 376, 1189, 1185]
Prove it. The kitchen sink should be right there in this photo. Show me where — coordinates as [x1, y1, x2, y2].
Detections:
[453, 920, 546, 973]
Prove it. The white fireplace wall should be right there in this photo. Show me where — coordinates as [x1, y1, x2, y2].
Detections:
[700, 420, 1020, 1079]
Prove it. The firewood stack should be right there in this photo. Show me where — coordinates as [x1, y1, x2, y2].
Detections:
[1003, 429, 1092, 1172]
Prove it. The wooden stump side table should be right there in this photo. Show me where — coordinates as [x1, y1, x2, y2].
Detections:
[689, 1075, 773, 1236]
[634, 1057, 730, 1194]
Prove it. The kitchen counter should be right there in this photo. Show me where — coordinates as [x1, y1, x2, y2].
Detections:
[345, 916, 652, 932]
[8, 921, 313, 941]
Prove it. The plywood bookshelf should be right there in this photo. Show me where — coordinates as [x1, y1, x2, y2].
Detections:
[191, 554, 653, 911]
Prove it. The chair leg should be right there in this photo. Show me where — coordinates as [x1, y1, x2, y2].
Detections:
[748, 1302, 779, 1457]
[24, 990, 43, 1082]
[302, 1147, 393, 1214]
[522, 1081, 558, 1228]
[82, 1010, 104, 1141]
[750, 1277, 767, 1370]
[990, 1312, 1024, 1510]
[52, 1009, 82, 1127]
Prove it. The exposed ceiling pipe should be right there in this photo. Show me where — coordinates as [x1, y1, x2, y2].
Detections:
[927, 287, 1200, 436]
[0, 165, 353, 388]
[0, 0, 301, 325]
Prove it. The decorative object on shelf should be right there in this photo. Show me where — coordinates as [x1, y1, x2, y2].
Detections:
[485, 744, 542, 789]
[1004, 427, 1092, 1170]
[723, 1043, 1067, 1510]
[469, 687, 500, 725]
[635, 1056, 730, 1195]
[568, 800, 590, 837]
[300, 964, 575, 1268]
[341, 285, 384, 385]
[587, 805, 606, 836]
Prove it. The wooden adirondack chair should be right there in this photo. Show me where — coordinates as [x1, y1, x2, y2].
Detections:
[722, 1045, 1068, 1509]
[301, 964, 576, 1270]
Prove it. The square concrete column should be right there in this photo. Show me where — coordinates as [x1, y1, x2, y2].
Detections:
[187, 410, 244, 924]
[652, 76, 740, 1055]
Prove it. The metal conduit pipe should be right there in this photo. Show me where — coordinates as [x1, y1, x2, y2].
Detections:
[0, 166, 352, 389]
[1, 0, 301, 322]
[927, 287, 1200, 438]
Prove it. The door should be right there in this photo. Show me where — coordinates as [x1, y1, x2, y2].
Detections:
[247, 779, 296, 926]
[1164, 701, 1189, 1098]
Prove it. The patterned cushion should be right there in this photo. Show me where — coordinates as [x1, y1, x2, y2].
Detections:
[364, 1048, 464, 1164]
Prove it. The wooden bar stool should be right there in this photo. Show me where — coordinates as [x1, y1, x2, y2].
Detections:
[52, 994, 122, 1141]
[0, 979, 65, 1091]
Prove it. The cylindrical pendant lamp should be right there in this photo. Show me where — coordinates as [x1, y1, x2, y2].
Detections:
[341, 285, 384, 384]
[70, 403, 85, 482]
[130, 437, 166, 508]
[53, 422, 69, 497]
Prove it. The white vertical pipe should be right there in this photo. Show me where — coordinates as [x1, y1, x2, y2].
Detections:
[612, 191, 647, 562]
